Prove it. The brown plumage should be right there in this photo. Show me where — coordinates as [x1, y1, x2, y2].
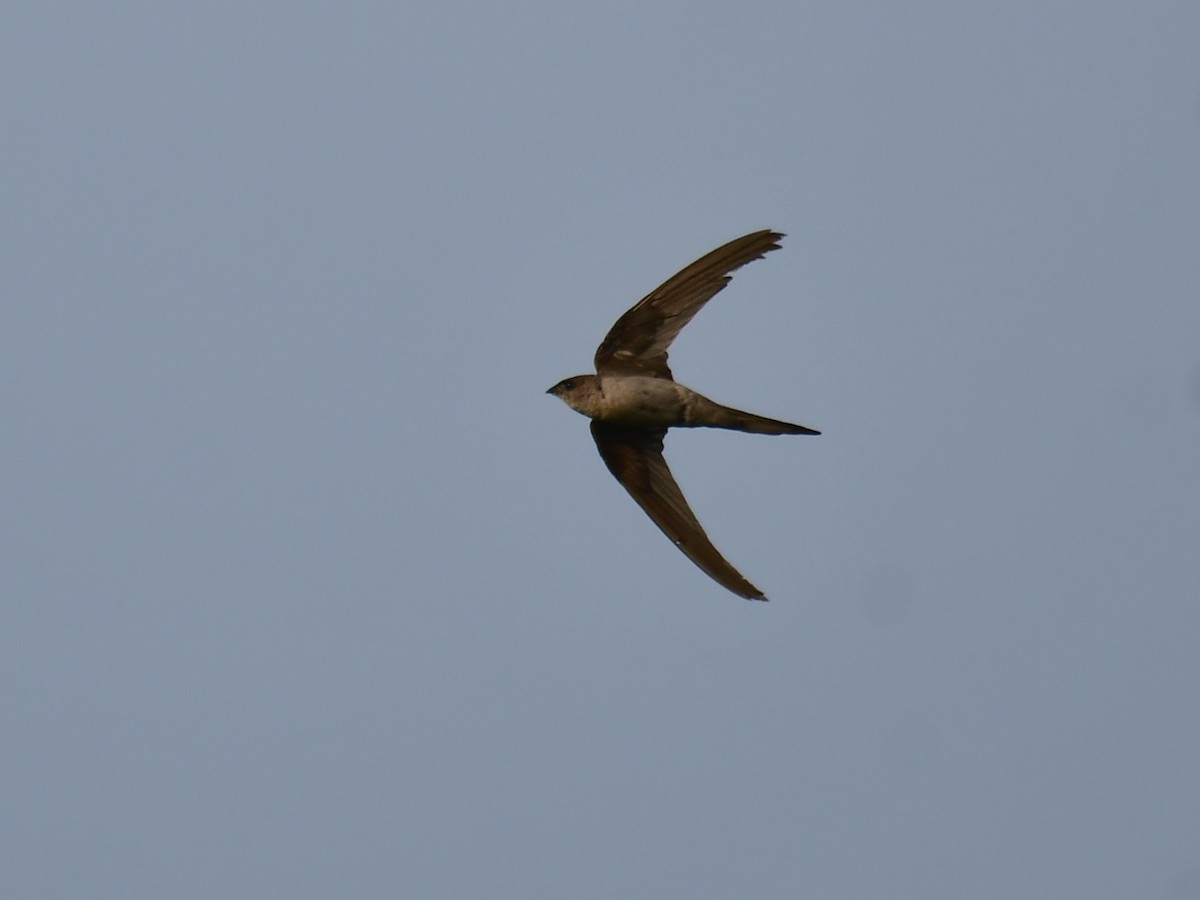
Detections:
[547, 230, 820, 601]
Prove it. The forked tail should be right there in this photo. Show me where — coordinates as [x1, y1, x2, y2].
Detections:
[718, 407, 820, 435]
[688, 398, 820, 435]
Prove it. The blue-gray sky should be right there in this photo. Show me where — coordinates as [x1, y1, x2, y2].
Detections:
[4, 3, 1199, 898]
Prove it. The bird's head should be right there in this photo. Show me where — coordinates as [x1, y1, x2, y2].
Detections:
[546, 375, 598, 417]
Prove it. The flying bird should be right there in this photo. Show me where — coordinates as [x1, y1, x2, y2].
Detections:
[547, 230, 820, 601]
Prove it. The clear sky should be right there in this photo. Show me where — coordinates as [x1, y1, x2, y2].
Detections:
[4, 3, 1200, 898]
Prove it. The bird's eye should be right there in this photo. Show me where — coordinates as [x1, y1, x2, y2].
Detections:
[562, 379, 575, 390]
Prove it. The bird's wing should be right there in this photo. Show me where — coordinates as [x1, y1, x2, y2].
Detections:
[590, 421, 766, 600]
[593, 230, 784, 379]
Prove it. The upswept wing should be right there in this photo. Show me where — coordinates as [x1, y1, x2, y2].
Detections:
[590, 421, 766, 600]
[593, 230, 784, 379]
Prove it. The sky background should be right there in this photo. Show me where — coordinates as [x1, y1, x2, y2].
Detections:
[4, 3, 1200, 898]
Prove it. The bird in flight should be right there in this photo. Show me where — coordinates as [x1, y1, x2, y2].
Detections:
[547, 230, 820, 601]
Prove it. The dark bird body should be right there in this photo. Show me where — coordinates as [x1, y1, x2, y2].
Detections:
[547, 230, 820, 601]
